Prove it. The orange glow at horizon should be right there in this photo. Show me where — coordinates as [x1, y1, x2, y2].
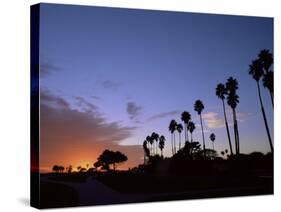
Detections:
[39, 140, 142, 173]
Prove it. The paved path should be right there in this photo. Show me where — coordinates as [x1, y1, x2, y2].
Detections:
[41, 176, 150, 205]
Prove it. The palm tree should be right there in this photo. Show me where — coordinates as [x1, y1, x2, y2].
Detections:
[176, 123, 183, 150]
[159, 135, 166, 157]
[151, 132, 159, 155]
[181, 111, 191, 142]
[226, 77, 240, 155]
[210, 133, 216, 151]
[169, 120, 177, 155]
[249, 59, 273, 153]
[194, 100, 206, 158]
[143, 140, 149, 164]
[146, 135, 153, 156]
[216, 83, 233, 155]
[187, 121, 196, 142]
[258, 49, 273, 106]
[263, 71, 273, 106]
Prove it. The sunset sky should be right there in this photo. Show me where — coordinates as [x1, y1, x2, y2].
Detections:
[38, 3, 273, 172]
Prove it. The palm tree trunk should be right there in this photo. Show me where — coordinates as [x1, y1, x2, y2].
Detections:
[174, 133, 176, 153]
[265, 68, 274, 108]
[199, 114, 206, 159]
[212, 142, 214, 151]
[179, 133, 181, 149]
[184, 125, 187, 142]
[171, 134, 174, 155]
[232, 109, 238, 155]
[222, 100, 233, 155]
[186, 126, 189, 142]
[257, 82, 273, 153]
[234, 111, 240, 154]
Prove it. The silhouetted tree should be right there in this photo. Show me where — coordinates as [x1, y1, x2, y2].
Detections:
[151, 132, 159, 155]
[59, 166, 64, 173]
[181, 111, 191, 142]
[52, 165, 64, 173]
[204, 148, 217, 160]
[159, 135, 165, 157]
[226, 77, 240, 155]
[77, 166, 81, 172]
[95, 149, 128, 171]
[183, 141, 201, 159]
[258, 49, 273, 106]
[52, 165, 60, 173]
[146, 135, 153, 156]
[194, 100, 206, 158]
[143, 140, 150, 164]
[216, 83, 233, 155]
[210, 133, 216, 151]
[176, 123, 183, 150]
[249, 59, 273, 153]
[66, 165, 72, 174]
[80, 168, 87, 172]
[263, 71, 273, 105]
[94, 161, 102, 170]
[169, 120, 177, 155]
[187, 121, 196, 142]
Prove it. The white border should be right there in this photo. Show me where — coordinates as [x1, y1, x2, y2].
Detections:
[0, 0, 280, 211]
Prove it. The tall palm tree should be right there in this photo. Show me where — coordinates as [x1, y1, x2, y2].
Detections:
[146, 135, 153, 156]
[159, 135, 166, 158]
[151, 132, 159, 155]
[169, 120, 177, 155]
[210, 133, 216, 151]
[226, 77, 240, 155]
[176, 123, 183, 150]
[263, 71, 273, 106]
[194, 100, 206, 158]
[181, 111, 191, 142]
[216, 83, 233, 155]
[143, 140, 149, 164]
[258, 49, 273, 73]
[258, 49, 273, 106]
[249, 59, 273, 153]
[187, 121, 196, 142]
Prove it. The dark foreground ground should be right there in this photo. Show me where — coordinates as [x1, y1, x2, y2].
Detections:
[39, 171, 273, 208]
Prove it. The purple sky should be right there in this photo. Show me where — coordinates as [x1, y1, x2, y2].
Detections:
[38, 3, 273, 171]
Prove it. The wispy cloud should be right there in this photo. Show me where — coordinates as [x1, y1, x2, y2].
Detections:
[40, 89, 69, 109]
[202, 111, 251, 129]
[126, 101, 143, 120]
[90, 95, 102, 101]
[74, 96, 99, 114]
[40, 63, 61, 77]
[236, 112, 251, 122]
[147, 110, 180, 122]
[202, 112, 225, 129]
[40, 90, 142, 170]
[97, 79, 121, 91]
